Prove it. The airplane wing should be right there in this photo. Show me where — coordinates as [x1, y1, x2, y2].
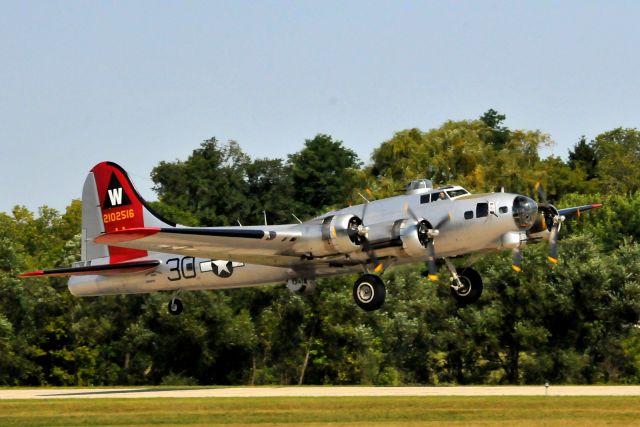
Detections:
[95, 227, 305, 267]
[19, 260, 160, 277]
[558, 203, 603, 218]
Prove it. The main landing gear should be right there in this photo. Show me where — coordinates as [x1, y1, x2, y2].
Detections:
[353, 274, 386, 311]
[443, 258, 483, 306]
[352, 259, 484, 311]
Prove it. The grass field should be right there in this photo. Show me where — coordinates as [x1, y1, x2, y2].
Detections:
[1, 396, 640, 426]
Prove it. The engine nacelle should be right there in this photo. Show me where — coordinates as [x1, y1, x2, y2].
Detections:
[397, 218, 430, 258]
[528, 204, 561, 241]
[321, 214, 364, 254]
[293, 214, 365, 257]
[286, 278, 316, 295]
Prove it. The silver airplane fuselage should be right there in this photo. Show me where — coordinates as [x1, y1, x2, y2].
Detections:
[69, 185, 537, 297]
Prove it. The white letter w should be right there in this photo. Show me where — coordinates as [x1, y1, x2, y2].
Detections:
[108, 188, 123, 206]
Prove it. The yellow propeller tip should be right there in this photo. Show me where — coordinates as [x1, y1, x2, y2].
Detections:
[373, 263, 383, 273]
[511, 265, 522, 273]
[547, 256, 558, 264]
[428, 274, 439, 281]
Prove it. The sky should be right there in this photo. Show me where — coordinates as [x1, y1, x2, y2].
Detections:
[1, 1, 639, 213]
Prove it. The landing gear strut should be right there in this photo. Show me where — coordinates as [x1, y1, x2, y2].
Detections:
[168, 291, 183, 315]
[353, 274, 386, 311]
[444, 258, 483, 306]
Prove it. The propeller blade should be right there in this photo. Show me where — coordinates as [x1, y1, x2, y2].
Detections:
[402, 202, 449, 280]
[403, 202, 419, 221]
[361, 238, 380, 269]
[435, 211, 453, 229]
[512, 248, 523, 273]
[355, 206, 382, 272]
[426, 240, 439, 281]
[535, 181, 547, 204]
[361, 198, 369, 223]
[351, 195, 384, 273]
[403, 202, 451, 229]
[547, 223, 559, 264]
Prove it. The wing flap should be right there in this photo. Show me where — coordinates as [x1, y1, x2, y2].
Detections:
[19, 260, 161, 278]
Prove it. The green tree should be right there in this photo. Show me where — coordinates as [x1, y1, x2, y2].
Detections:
[0, 205, 81, 385]
[592, 128, 640, 194]
[288, 134, 361, 218]
[538, 156, 594, 201]
[568, 136, 598, 180]
[370, 120, 551, 195]
[151, 138, 297, 226]
[245, 158, 294, 225]
[151, 138, 251, 226]
[480, 108, 511, 150]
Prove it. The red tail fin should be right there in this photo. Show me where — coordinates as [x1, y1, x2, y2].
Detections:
[91, 162, 173, 263]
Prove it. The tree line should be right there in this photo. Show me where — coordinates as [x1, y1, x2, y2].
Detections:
[1, 110, 640, 386]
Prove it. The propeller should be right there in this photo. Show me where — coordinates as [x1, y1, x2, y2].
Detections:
[532, 182, 564, 265]
[404, 203, 451, 281]
[534, 181, 546, 204]
[349, 200, 384, 273]
[512, 248, 523, 273]
[547, 216, 560, 264]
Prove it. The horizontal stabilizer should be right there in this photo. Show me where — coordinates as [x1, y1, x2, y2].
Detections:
[19, 260, 160, 278]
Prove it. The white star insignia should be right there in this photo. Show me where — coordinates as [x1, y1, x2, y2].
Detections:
[212, 260, 231, 275]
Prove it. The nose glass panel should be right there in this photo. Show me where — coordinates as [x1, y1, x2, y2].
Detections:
[512, 196, 538, 229]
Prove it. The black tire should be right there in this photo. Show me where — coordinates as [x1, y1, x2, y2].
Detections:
[353, 274, 386, 311]
[168, 298, 184, 315]
[450, 267, 483, 306]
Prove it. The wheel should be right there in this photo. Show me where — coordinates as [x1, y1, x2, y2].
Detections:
[353, 274, 386, 311]
[168, 298, 183, 315]
[450, 267, 483, 306]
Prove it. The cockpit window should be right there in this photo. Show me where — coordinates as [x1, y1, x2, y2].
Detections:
[431, 192, 446, 202]
[446, 189, 469, 198]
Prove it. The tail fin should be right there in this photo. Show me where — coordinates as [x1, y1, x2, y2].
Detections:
[82, 162, 174, 263]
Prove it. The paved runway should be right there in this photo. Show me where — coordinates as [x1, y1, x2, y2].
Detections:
[2, 386, 640, 399]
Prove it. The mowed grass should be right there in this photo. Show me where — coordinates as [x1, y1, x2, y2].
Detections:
[1, 396, 639, 426]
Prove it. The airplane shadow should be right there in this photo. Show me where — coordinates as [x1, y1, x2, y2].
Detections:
[38, 387, 217, 397]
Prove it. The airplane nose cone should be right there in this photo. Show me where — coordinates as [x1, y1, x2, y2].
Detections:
[512, 196, 538, 229]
